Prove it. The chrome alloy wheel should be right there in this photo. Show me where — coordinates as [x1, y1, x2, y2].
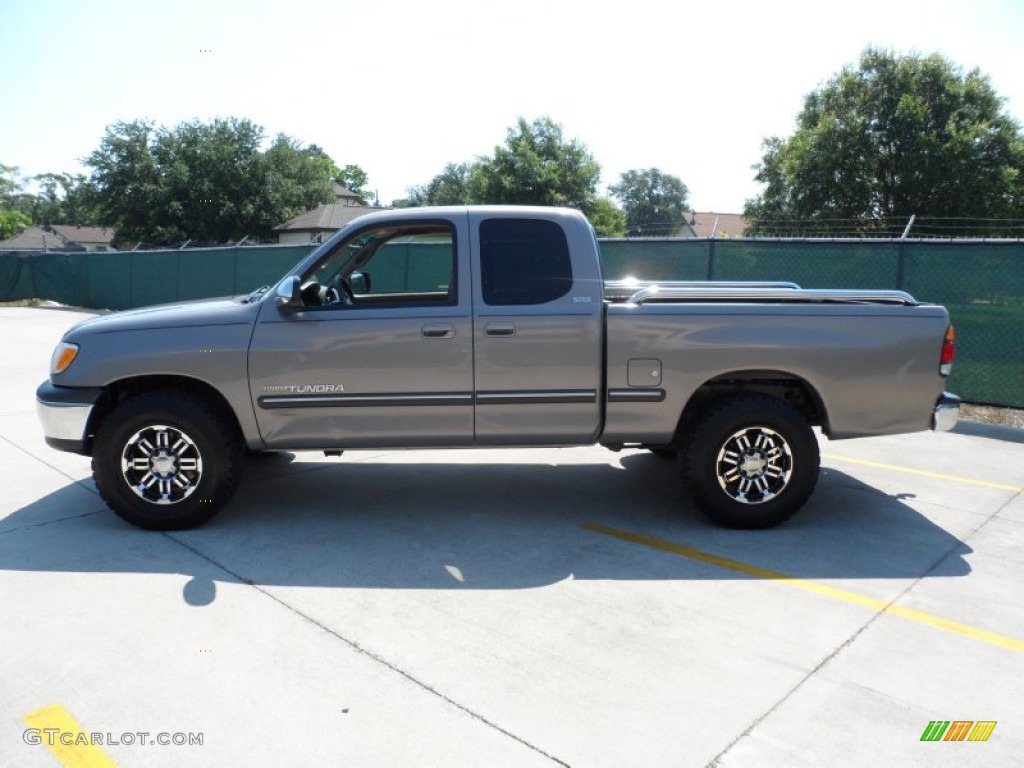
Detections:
[120, 424, 203, 505]
[715, 426, 793, 504]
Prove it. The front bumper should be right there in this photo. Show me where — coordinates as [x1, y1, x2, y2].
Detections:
[36, 381, 104, 454]
[931, 391, 961, 432]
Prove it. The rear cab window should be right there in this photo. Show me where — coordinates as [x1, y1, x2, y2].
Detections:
[479, 218, 573, 306]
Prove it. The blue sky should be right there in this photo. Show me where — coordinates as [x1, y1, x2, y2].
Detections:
[2, 0, 1023, 212]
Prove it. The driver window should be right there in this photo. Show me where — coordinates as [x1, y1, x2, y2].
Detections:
[309, 223, 457, 308]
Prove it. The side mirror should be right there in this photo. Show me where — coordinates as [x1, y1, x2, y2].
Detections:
[350, 271, 371, 294]
[275, 276, 303, 310]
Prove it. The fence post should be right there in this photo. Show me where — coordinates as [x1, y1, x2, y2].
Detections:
[706, 237, 716, 281]
[896, 240, 905, 290]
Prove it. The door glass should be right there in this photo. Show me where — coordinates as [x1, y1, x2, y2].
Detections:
[480, 218, 572, 306]
[305, 223, 457, 308]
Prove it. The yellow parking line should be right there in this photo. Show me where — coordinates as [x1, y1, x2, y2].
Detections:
[823, 454, 1023, 493]
[22, 704, 118, 767]
[583, 522, 1024, 655]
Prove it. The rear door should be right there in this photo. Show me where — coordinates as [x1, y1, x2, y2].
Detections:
[470, 211, 604, 444]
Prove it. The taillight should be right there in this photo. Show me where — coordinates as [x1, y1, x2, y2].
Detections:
[939, 324, 955, 376]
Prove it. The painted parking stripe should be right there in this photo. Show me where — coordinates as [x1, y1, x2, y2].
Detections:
[22, 704, 118, 767]
[823, 453, 1024, 493]
[583, 522, 1024, 655]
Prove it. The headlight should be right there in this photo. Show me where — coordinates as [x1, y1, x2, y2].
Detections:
[50, 342, 79, 375]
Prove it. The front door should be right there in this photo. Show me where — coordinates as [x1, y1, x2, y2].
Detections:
[249, 215, 474, 449]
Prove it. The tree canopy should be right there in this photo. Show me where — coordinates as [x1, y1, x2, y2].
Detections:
[338, 164, 371, 202]
[27, 172, 99, 228]
[744, 48, 1024, 236]
[399, 117, 626, 235]
[85, 118, 359, 245]
[396, 162, 474, 208]
[468, 117, 602, 212]
[609, 168, 690, 236]
[0, 164, 31, 239]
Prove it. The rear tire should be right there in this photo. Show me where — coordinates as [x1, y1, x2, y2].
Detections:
[680, 395, 819, 529]
[92, 391, 243, 530]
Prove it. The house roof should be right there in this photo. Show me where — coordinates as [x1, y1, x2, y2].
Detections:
[689, 212, 748, 238]
[50, 224, 115, 245]
[273, 203, 386, 233]
[332, 182, 368, 205]
[0, 226, 80, 251]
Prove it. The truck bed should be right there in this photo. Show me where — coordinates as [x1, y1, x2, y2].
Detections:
[600, 282, 949, 442]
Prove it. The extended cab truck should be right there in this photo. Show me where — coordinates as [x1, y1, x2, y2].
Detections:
[37, 206, 960, 531]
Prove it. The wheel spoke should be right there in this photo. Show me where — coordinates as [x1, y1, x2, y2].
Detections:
[121, 424, 203, 506]
[716, 425, 793, 505]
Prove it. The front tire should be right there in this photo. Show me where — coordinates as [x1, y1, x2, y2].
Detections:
[680, 395, 819, 529]
[92, 391, 243, 530]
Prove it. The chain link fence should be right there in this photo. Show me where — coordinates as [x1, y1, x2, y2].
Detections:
[2, 238, 1021, 408]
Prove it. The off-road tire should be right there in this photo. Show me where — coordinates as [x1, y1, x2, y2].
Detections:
[92, 391, 243, 530]
[679, 395, 819, 529]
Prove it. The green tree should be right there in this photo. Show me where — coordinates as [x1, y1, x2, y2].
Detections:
[467, 117, 602, 213]
[86, 118, 344, 245]
[30, 173, 100, 227]
[337, 164, 371, 201]
[589, 197, 628, 237]
[609, 168, 690, 236]
[0, 165, 32, 239]
[260, 137, 339, 234]
[397, 162, 474, 208]
[0, 163, 19, 200]
[744, 48, 1024, 236]
[0, 209, 31, 239]
[85, 120, 163, 244]
[397, 118, 627, 235]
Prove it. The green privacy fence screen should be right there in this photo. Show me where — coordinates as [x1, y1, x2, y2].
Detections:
[1, 238, 1021, 408]
[0, 244, 317, 311]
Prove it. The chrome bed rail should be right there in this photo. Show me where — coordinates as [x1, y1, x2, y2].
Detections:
[623, 285, 919, 306]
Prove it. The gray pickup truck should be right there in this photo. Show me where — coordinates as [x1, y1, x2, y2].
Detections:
[37, 206, 959, 531]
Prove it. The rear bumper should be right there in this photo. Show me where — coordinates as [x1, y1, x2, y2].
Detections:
[931, 391, 961, 432]
[36, 381, 103, 454]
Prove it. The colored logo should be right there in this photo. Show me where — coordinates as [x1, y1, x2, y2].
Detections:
[921, 720, 997, 742]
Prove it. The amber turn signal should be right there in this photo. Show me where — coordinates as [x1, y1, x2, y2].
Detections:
[51, 342, 79, 375]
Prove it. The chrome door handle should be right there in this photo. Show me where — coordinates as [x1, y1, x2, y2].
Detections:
[485, 324, 515, 337]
